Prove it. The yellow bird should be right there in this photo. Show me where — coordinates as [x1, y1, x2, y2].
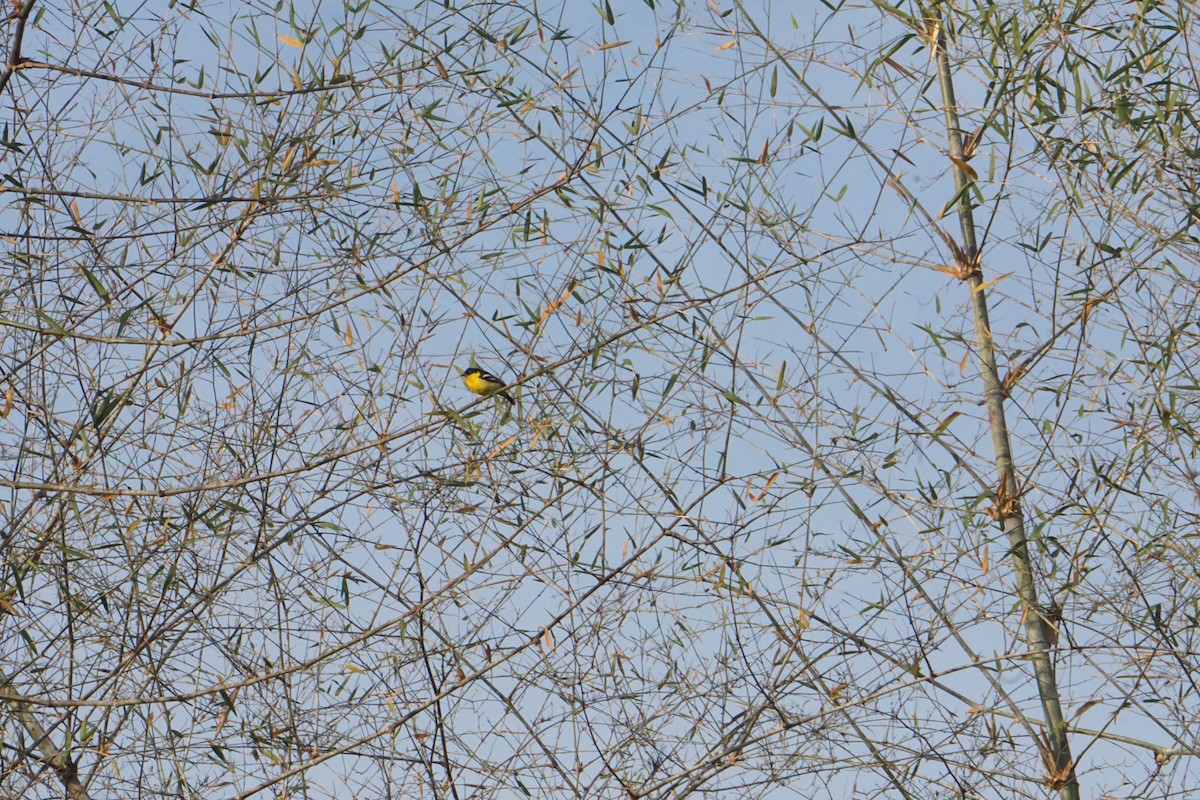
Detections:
[461, 367, 515, 404]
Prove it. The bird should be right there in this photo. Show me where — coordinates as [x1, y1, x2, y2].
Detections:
[461, 367, 515, 404]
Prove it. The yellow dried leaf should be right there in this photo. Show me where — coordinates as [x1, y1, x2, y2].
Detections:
[973, 272, 1013, 293]
[883, 58, 914, 78]
[0, 588, 19, 615]
[949, 155, 978, 181]
[962, 128, 983, 160]
[747, 472, 779, 503]
[487, 435, 517, 460]
[278, 35, 303, 48]
[1070, 699, 1100, 721]
[932, 264, 962, 279]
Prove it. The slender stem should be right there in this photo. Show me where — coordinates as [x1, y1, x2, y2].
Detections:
[933, 21, 1081, 800]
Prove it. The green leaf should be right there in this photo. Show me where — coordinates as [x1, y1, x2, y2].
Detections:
[36, 310, 68, 335]
[79, 265, 111, 304]
[662, 372, 678, 398]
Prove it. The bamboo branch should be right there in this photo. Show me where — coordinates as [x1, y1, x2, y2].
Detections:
[0, 0, 35, 97]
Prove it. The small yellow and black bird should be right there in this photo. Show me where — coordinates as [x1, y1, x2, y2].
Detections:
[461, 367, 514, 404]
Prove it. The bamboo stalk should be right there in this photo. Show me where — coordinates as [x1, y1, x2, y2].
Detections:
[932, 20, 1080, 800]
[2, 687, 91, 800]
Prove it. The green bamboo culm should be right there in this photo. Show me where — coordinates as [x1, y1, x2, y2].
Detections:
[932, 16, 1081, 800]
